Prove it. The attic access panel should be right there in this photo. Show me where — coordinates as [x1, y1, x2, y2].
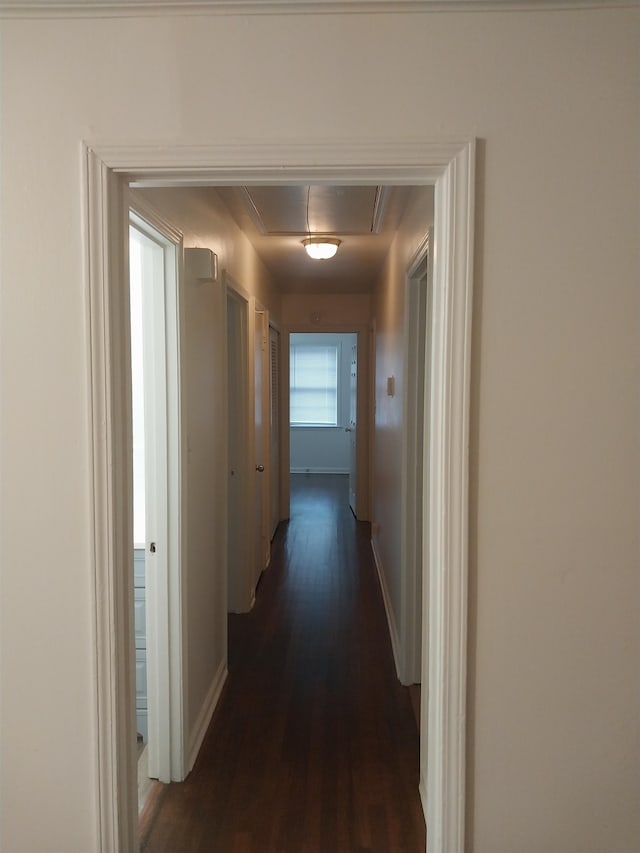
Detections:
[241, 185, 387, 235]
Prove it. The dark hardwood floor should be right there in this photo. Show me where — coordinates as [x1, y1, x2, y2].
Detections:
[141, 474, 425, 853]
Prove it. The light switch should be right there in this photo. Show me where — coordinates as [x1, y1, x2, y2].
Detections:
[386, 376, 395, 397]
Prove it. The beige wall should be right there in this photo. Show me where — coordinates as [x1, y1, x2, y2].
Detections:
[137, 187, 281, 319]
[281, 293, 371, 329]
[0, 7, 638, 852]
[182, 244, 227, 745]
[371, 187, 434, 666]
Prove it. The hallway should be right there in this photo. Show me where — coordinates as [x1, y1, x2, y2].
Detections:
[141, 474, 425, 853]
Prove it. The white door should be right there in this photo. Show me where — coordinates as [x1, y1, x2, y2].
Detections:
[227, 290, 251, 612]
[348, 340, 358, 516]
[269, 326, 280, 540]
[402, 230, 434, 687]
[129, 213, 182, 785]
[254, 308, 268, 588]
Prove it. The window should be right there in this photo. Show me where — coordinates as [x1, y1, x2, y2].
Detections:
[290, 343, 338, 426]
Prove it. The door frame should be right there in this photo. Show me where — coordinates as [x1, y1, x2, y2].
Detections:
[283, 324, 370, 521]
[252, 302, 270, 584]
[128, 203, 187, 786]
[268, 322, 281, 541]
[225, 276, 253, 612]
[84, 139, 475, 853]
[400, 229, 433, 686]
[348, 334, 358, 516]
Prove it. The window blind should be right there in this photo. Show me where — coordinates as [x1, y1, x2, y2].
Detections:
[290, 344, 338, 426]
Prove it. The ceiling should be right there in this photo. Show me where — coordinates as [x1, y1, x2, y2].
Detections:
[214, 184, 433, 294]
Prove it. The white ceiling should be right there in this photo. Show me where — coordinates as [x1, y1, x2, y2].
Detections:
[214, 184, 433, 294]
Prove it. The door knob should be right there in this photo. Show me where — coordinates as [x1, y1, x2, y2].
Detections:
[256, 464, 265, 472]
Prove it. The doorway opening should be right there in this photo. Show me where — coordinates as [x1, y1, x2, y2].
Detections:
[86, 139, 474, 853]
[289, 332, 358, 514]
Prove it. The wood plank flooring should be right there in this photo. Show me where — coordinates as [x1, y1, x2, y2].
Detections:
[141, 474, 425, 853]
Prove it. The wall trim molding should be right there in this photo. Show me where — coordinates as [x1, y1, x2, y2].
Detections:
[84, 137, 474, 853]
[187, 662, 228, 773]
[85, 147, 134, 852]
[371, 535, 403, 680]
[1, 0, 635, 18]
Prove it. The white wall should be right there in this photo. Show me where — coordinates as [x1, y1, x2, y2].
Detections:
[0, 8, 638, 853]
[290, 332, 356, 474]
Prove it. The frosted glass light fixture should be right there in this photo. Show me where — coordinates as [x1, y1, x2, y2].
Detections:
[302, 236, 341, 260]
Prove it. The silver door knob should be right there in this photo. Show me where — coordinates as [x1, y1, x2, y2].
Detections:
[256, 464, 265, 472]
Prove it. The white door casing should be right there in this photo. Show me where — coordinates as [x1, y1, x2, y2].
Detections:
[269, 325, 281, 540]
[129, 203, 186, 787]
[348, 340, 357, 516]
[129, 218, 169, 783]
[400, 230, 433, 687]
[286, 324, 370, 519]
[85, 139, 475, 853]
[226, 282, 252, 613]
[253, 306, 269, 585]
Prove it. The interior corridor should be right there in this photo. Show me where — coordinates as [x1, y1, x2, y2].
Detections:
[140, 474, 425, 853]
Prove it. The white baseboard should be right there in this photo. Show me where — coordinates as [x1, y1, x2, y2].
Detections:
[187, 659, 227, 772]
[370, 535, 402, 681]
[290, 467, 349, 474]
[419, 775, 428, 833]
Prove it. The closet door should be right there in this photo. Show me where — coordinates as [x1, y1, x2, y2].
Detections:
[269, 326, 280, 539]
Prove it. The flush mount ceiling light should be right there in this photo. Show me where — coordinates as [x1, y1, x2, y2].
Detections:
[302, 236, 342, 260]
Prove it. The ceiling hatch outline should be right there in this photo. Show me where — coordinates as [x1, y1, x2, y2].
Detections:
[238, 185, 391, 236]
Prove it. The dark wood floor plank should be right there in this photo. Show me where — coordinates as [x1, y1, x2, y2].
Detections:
[142, 474, 425, 853]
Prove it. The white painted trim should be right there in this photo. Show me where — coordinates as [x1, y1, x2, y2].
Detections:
[253, 302, 271, 580]
[86, 147, 138, 853]
[128, 202, 187, 784]
[224, 271, 253, 305]
[129, 191, 182, 247]
[85, 138, 474, 853]
[97, 140, 467, 182]
[399, 230, 431, 687]
[1, 0, 635, 18]
[225, 276, 254, 613]
[187, 662, 228, 773]
[422, 142, 474, 853]
[407, 232, 431, 279]
[371, 535, 402, 680]
[131, 215, 171, 783]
